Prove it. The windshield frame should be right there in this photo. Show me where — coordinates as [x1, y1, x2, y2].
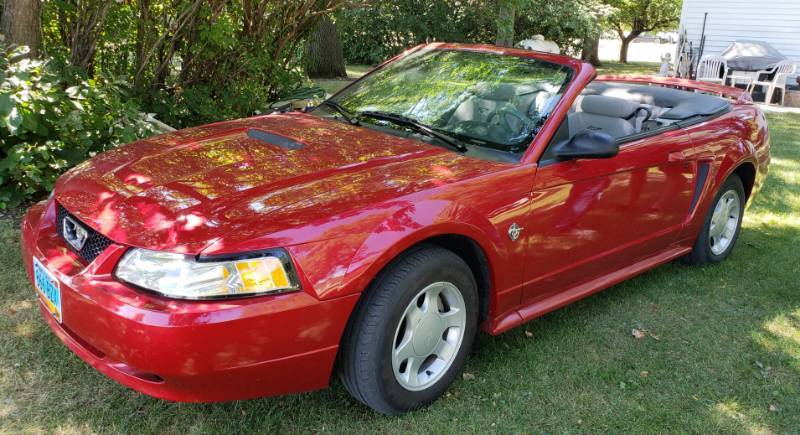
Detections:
[312, 44, 583, 163]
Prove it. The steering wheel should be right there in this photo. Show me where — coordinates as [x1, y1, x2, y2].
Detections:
[487, 106, 536, 141]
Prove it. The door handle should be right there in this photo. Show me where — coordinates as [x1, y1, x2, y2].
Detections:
[667, 151, 685, 162]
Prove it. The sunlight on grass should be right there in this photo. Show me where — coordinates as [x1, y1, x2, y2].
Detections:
[754, 311, 800, 366]
[712, 402, 775, 435]
[1, 114, 799, 432]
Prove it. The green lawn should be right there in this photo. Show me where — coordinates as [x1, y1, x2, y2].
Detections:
[597, 61, 661, 75]
[2, 116, 799, 431]
[312, 64, 372, 95]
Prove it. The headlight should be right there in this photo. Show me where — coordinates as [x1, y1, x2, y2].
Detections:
[115, 248, 300, 299]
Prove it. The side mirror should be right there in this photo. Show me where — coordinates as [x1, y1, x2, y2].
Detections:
[553, 130, 618, 160]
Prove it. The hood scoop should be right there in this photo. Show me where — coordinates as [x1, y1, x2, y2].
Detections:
[247, 128, 305, 150]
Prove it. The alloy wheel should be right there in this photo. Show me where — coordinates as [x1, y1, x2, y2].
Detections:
[391, 281, 467, 391]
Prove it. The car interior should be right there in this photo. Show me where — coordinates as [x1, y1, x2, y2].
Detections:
[540, 81, 733, 163]
[442, 82, 560, 148]
[435, 81, 731, 163]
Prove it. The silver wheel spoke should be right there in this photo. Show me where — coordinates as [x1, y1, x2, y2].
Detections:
[406, 356, 423, 385]
[438, 310, 464, 330]
[394, 334, 415, 362]
[405, 305, 425, 325]
[436, 337, 459, 361]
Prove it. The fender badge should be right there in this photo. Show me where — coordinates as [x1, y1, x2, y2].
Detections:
[508, 223, 523, 241]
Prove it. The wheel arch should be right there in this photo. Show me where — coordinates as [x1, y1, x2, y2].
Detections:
[732, 161, 756, 201]
[411, 234, 492, 322]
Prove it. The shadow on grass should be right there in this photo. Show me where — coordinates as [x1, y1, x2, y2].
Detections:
[2, 113, 799, 432]
[3, 221, 798, 433]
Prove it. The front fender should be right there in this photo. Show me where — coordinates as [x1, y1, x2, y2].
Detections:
[343, 199, 507, 299]
[288, 198, 513, 303]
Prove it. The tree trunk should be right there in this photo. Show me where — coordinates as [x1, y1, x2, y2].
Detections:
[619, 35, 639, 63]
[581, 35, 601, 67]
[65, 0, 114, 72]
[304, 15, 346, 79]
[1, 0, 42, 57]
[134, 0, 151, 89]
[495, 0, 516, 47]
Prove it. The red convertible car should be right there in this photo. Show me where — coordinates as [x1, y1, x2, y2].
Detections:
[22, 43, 769, 415]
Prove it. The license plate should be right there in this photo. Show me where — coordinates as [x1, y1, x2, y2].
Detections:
[33, 256, 62, 323]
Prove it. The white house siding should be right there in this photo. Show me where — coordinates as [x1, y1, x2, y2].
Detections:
[679, 0, 800, 74]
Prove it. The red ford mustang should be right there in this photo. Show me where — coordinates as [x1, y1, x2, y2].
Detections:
[22, 43, 770, 414]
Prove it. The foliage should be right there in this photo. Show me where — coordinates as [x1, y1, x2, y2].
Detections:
[495, 0, 517, 47]
[40, 0, 352, 127]
[0, 48, 155, 208]
[0, 1, 356, 205]
[601, 0, 681, 61]
[338, 0, 495, 65]
[516, 0, 605, 55]
[603, 0, 681, 36]
[338, 0, 602, 65]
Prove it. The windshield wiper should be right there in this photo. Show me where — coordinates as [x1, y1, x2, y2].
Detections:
[317, 100, 360, 125]
[359, 110, 467, 152]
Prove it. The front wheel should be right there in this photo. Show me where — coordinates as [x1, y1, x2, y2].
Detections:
[685, 174, 746, 265]
[338, 246, 478, 415]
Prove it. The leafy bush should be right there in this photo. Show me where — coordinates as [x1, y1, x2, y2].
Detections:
[338, 0, 494, 65]
[0, 48, 156, 209]
[338, 0, 600, 65]
[41, 1, 335, 129]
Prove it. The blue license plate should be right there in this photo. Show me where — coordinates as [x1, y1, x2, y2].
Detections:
[33, 256, 62, 323]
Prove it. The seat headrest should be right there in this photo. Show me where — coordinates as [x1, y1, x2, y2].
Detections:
[580, 95, 638, 118]
[472, 83, 517, 101]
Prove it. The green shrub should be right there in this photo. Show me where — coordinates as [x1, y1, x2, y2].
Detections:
[0, 48, 156, 209]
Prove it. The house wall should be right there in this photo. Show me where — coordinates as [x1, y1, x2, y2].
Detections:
[679, 0, 800, 71]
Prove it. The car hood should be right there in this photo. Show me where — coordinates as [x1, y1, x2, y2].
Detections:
[54, 112, 507, 254]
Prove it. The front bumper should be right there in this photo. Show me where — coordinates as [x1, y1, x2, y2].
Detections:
[21, 200, 359, 402]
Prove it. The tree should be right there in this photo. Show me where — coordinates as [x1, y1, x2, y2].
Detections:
[53, 0, 115, 71]
[338, 0, 493, 66]
[579, 1, 614, 66]
[515, 0, 605, 57]
[581, 36, 601, 66]
[1, 0, 42, 57]
[495, 0, 516, 47]
[603, 0, 681, 62]
[305, 15, 347, 79]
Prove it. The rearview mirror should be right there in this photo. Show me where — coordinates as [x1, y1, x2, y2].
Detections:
[553, 130, 618, 160]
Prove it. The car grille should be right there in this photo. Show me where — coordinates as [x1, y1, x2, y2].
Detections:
[56, 204, 114, 263]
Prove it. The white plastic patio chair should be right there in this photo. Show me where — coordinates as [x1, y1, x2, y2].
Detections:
[747, 61, 797, 105]
[696, 55, 728, 85]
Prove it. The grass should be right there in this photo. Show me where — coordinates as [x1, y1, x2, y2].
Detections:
[2, 107, 799, 432]
[312, 65, 372, 95]
[596, 61, 661, 76]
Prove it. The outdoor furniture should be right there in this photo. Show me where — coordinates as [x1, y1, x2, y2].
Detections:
[696, 55, 728, 84]
[747, 60, 797, 105]
[727, 72, 755, 90]
[721, 40, 787, 72]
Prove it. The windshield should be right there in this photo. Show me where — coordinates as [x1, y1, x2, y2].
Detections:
[321, 49, 572, 154]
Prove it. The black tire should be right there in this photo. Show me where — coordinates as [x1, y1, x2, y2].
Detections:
[338, 245, 478, 415]
[685, 174, 746, 265]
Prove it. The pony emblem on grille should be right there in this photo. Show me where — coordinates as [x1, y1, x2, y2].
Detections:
[62, 215, 89, 251]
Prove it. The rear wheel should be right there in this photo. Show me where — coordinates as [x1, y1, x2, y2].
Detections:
[339, 246, 478, 415]
[685, 174, 746, 265]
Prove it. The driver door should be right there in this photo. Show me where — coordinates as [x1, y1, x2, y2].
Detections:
[521, 128, 697, 305]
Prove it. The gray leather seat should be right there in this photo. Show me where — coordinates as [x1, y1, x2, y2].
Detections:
[567, 95, 639, 139]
